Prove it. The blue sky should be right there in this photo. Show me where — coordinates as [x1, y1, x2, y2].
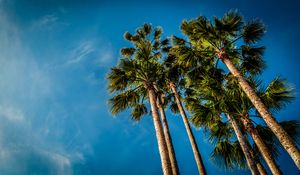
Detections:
[0, 0, 299, 174]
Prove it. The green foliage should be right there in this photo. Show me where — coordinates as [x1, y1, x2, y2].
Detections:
[170, 101, 180, 114]
[261, 77, 295, 112]
[189, 103, 220, 129]
[240, 45, 266, 75]
[121, 47, 136, 57]
[172, 35, 186, 46]
[242, 20, 265, 44]
[108, 90, 139, 116]
[211, 140, 246, 170]
[154, 27, 162, 40]
[178, 10, 267, 77]
[124, 32, 133, 41]
[131, 104, 148, 121]
[107, 23, 173, 122]
[107, 67, 128, 93]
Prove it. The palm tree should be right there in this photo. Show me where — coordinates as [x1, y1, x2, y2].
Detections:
[156, 90, 180, 175]
[232, 77, 296, 175]
[107, 24, 173, 174]
[182, 68, 268, 174]
[179, 10, 300, 168]
[188, 90, 300, 174]
[227, 114, 260, 174]
[188, 92, 258, 174]
[208, 118, 300, 174]
[249, 146, 268, 175]
[162, 54, 206, 175]
[185, 60, 299, 174]
[187, 94, 259, 174]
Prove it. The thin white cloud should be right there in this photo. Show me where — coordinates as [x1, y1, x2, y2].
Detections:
[67, 41, 95, 64]
[0, 105, 24, 122]
[65, 39, 114, 68]
[31, 14, 60, 31]
[0, 8, 86, 175]
[95, 45, 114, 66]
[31, 9, 69, 31]
[34, 14, 58, 27]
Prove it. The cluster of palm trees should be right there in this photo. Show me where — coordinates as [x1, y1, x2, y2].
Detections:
[107, 11, 300, 175]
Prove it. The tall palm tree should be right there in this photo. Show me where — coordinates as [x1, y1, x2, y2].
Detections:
[185, 62, 298, 174]
[249, 145, 268, 175]
[230, 76, 296, 175]
[188, 89, 300, 174]
[208, 118, 300, 175]
[182, 67, 268, 174]
[179, 10, 300, 168]
[156, 90, 180, 175]
[186, 92, 259, 174]
[227, 114, 260, 174]
[161, 54, 206, 175]
[107, 24, 173, 174]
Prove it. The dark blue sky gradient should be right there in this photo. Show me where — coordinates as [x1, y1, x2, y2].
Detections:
[0, 0, 299, 174]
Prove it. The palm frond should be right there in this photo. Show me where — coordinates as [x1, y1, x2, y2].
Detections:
[208, 121, 233, 143]
[210, 140, 246, 170]
[108, 90, 140, 115]
[107, 67, 128, 93]
[170, 101, 180, 114]
[219, 10, 243, 36]
[261, 77, 295, 112]
[189, 103, 220, 128]
[154, 27, 162, 40]
[120, 47, 136, 57]
[240, 45, 266, 75]
[161, 38, 170, 46]
[124, 32, 133, 41]
[242, 20, 265, 44]
[143, 23, 152, 35]
[131, 104, 148, 121]
[172, 35, 186, 46]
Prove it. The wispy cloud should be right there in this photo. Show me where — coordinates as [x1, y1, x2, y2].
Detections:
[33, 14, 58, 27]
[31, 8, 69, 31]
[95, 45, 114, 66]
[64, 39, 114, 68]
[67, 41, 95, 64]
[0, 8, 87, 175]
[0, 105, 24, 122]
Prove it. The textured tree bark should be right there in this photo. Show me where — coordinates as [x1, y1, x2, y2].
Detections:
[157, 95, 180, 175]
[250, 150, 268, 175]
[221, 55, 300, 169]
[147, 86, 172, 175]
[227, 114, 259, 175]
[248, 139, 268, 175]
[241, 114, 282, 175]
[170, 82, 206, 175]
[256, 162, 268, 175]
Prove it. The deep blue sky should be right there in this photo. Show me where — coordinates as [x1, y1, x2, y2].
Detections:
[0, 0, 299, 174]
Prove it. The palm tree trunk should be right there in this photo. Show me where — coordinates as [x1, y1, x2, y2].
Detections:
[240, 114, 282, 175]
[147, 85, 172, 175]
[157, 95, 180, 175]
[256, 161, 268, 175]
[250, 149, 268, 175]
[170, 82, 206, 175]
[221, 55, 300, 169]
[226, 114, 259, 175]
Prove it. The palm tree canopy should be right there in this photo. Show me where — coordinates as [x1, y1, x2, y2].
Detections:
[107, 23, 170, 121]
[177, 10, 266, 76]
